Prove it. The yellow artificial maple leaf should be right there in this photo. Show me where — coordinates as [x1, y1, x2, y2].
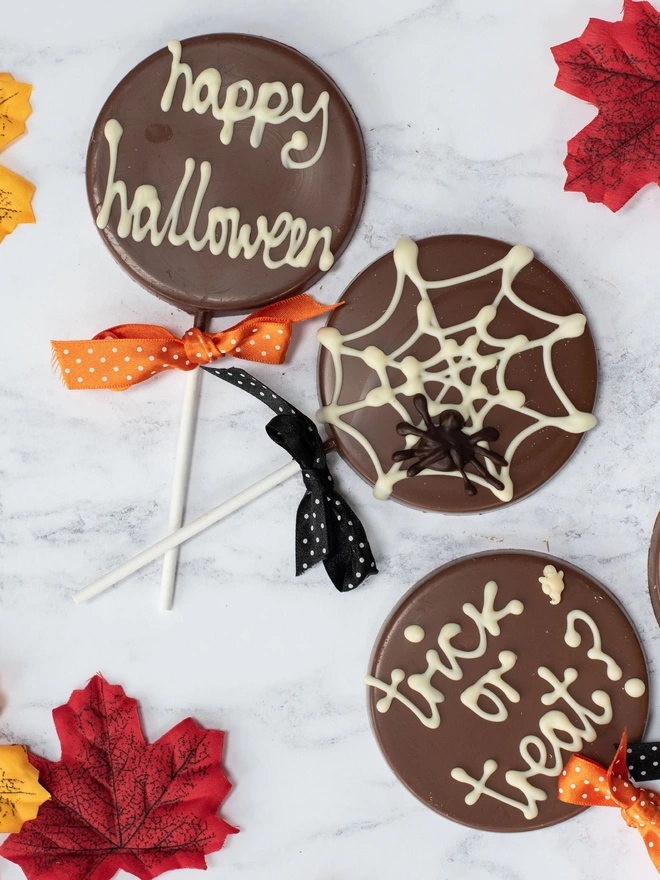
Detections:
[0, 745, 50, 833]
[0, 166, 35, 243]
[0, 73, 32, 148]
[0, 72, 34, 243]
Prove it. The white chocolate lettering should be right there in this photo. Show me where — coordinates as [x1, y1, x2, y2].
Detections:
[365, 581, 523, 728]
[452, 666, 613, 819]
[96, 120, 334, 271]
[565, 610, 622, 681]
[161, 40, 329, 170]
[460, 650, 520, 722]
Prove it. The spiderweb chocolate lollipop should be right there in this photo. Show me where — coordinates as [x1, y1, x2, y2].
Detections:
[317, 235, 597, 513]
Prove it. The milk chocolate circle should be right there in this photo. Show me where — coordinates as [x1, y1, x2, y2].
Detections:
[318, 235, 598, 513]
[648, 513, 660, 626]
[87, 34, 366, 315]
[367, 551, 648, 832]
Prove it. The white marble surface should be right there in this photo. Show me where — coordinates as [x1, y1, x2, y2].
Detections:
[2, 0, 660, 876]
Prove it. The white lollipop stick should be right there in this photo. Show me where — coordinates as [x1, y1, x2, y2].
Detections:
[159, 364, 204, 610]
[74, 458, 301, 604]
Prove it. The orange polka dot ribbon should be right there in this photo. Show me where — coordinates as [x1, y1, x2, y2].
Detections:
[51, 294, 339, 391]
[559, 730, 660, 871]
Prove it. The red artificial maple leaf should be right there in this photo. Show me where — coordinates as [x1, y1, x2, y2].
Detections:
[552, 0, 660, 211]
[0, 675, 237, 880]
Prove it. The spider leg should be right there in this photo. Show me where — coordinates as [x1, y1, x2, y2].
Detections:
[475, 444, 508, 467]
[449, 447, 477, 495]
[392, 448, 418, 463]
[449, 446, 465, 472]
[412, 394, 432, 426]
[469, 426, 499, 443]
[458, 467, 477, 495]
[396, 423, 427, 439]
[470, 456, 505, 491]
[406, 460, 425, 478]
[408, 447, 451, 476]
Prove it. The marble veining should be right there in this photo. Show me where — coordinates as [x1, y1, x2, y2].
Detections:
[1, 0, 660, 878]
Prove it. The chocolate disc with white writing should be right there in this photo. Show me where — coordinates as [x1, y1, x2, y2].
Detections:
[367, 551, 648, 832]
[317, 235, 598, 513]
[86, 35, 366, 314]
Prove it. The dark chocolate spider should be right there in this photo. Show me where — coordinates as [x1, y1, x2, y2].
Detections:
[392, 394, 508, 496]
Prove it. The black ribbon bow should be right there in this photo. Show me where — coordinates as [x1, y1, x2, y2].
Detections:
[625, 742, 660, 782]
[204, 366, 377, 592]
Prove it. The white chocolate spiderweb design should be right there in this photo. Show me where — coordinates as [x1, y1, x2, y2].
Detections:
[317, 237, 597, 502]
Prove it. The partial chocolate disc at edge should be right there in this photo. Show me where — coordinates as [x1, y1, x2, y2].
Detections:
[367, 551, 648, 832]
[648, 513, 660, 626]
[87, 34, 366, 314]
[317, 235, 598, 513]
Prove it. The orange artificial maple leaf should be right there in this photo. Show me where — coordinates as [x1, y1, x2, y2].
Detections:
[0, 72, 34, 242]
[0, 73, 32, 148]
[0, 744, 50, 833]
[0, 166, 35, 243]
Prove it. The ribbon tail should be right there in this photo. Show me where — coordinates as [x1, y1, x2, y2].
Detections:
[213, 295, 341, 366]
[295, 492, 325, 577]
[51, 339, 159, 391]
[322, 493, 377, 593]
[627, 740, 660, 783]
[607, 729, 631, 791]
[51, 341, 113, 391]
[51, 344, 67, 388]
[51, 328, 188, 390]
[640, 828, 660, 871]
[251, 293, 340, 324]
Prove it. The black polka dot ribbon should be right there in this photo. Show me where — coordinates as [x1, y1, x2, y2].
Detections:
[626, 742, 660, 782]
[204, 366, 378, 592]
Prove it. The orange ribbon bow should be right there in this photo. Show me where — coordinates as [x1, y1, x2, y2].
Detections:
[559, 731, 660, 871]
[51, 293, 338, 391]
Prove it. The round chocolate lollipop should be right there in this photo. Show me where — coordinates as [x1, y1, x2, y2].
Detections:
[84, 35, 366, 609]
[317, 235, 598, 514]
[366, 551, 648, 832]
[648, 513, 660, 626]
[87, 34, 366, 314]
